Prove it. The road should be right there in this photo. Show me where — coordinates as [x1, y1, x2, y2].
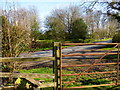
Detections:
[21, 40, 113, 68]
[20, 40, 112, 58]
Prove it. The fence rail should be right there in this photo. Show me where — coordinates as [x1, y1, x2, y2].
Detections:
[62, 62, 120, 67]
[57, 42, 120, 89]
[0, 57, 55, 62]
[63, 83, 120, 89]
[0, 73, 54, 79]
[62, 53, 119, 57]
[62, 71, 120, 76]
[62, 43, 118, 45]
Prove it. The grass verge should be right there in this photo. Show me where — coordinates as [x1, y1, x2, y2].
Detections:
[19, 67, 120, 89]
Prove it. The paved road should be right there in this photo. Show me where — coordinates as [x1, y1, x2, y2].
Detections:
[21, 40, 114, 68]
[20, 40, 112, 58]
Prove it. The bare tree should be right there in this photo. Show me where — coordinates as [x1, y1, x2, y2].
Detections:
[1, 4, 41, 57]
[0, 3, 41, 74]
[1, 8, 31, 57]
[84, 9, 97, 39]
[28, 7, 41, 42]
[0, 8, 3, 57]
[84, 7, 118, 39]
[105, 19, 119, 38]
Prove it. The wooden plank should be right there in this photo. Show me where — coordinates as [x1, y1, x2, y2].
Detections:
[2, 86, 15, 89]
[0, 73, 54, 79]
[1, 82, 56, 89]
[62, 71, 120, 76]
[62, 62, 120, 67]
[25, 78, 43, 86]
[63, 83, 120, 89]
[37, 82, 56, 88]
[0, 57, 55, 62]
[62, 43, 118, 46]
[62, 53, 118, 57]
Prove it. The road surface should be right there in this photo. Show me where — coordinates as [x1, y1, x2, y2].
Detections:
[20, 40, 112, 58]
[21, 40, 114, 68]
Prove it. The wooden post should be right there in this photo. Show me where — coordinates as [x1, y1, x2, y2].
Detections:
[53, 42, 62, 90]
[59, 43, 62, 90]
[117, 43, 120, 85]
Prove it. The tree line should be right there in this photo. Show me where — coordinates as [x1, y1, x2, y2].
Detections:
[43, 2, 119, 40]
[0, 1, 119, 57]
[44, 6, 87, 40]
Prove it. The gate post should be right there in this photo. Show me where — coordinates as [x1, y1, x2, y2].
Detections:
[53, 42, 62, 90]
[117, 43, 120, 85]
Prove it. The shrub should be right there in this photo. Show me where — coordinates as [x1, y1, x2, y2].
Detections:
[112, 32, 120, 43]
[72, 39, 84, 43]
[31, 40, 53, 49]
[84, 39, 91, 43]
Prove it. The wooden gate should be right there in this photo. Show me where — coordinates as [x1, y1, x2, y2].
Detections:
[53, 42, 120, 90]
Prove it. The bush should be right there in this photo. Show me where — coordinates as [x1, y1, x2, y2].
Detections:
[71, 39, 84, 43]
[31, 40, 53, 49]
[112, 33, 120, 43]
[84, 39, 91, 43]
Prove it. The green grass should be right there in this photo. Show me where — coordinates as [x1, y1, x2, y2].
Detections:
[19, 67, 53, 74]
[19, 67, 54, 82]
[92, 38, 112, 42]
[105, 55, 118, 59]
[19, 67, 120, 89]
[34, 78, 53, 82]
[101, 48, 118, 50]
[19, 67, 74, 75]
[29, 47, 53, 51]
[36, 40, 54, 42]
[19, 67, 74, 82]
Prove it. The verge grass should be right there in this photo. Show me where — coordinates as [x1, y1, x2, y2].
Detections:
[19, 67, 120, 89]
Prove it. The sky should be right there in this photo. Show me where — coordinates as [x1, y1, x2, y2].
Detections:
[0, 0, 83, 20]
[0, 0, 115, 30]
[0, 0, 84, 30]
[0, 0, 83, 27]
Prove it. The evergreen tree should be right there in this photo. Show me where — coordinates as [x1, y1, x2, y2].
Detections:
[71, 18, 87, 40]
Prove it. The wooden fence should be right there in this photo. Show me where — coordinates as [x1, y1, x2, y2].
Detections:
[0, 57, 56, 89]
